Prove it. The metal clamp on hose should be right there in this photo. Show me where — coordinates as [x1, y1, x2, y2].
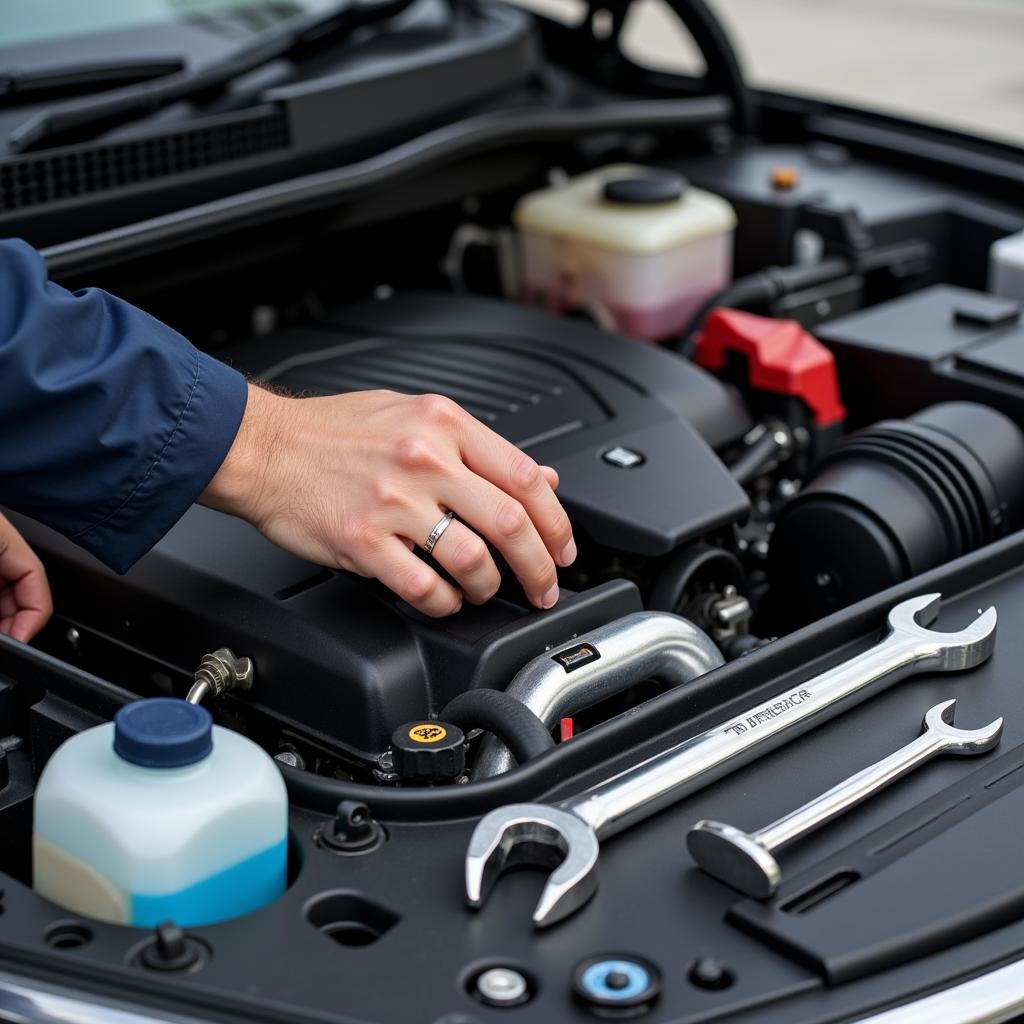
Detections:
[473, 611, 724, 778]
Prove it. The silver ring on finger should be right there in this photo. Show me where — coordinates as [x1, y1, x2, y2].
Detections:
[424, 511, 455, 555]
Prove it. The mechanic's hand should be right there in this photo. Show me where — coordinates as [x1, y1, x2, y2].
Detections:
[0, 513, 52, 643]
[201, 386, 576, 617]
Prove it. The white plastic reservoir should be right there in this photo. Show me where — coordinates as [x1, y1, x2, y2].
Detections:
[33, 698, 288, 927]
[515, 164, 735, 341]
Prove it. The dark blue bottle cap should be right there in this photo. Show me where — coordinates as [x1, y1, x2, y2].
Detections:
[114, 699, 213, 768]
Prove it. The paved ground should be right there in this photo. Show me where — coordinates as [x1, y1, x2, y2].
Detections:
[620, 0, 1024, 144]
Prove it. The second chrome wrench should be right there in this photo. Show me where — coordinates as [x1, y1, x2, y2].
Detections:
[466, 594, 997, 928]
[687, 698, 1003, 898]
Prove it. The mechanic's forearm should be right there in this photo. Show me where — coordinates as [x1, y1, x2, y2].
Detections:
[200, 382, 290, 526]
[0, 238, 248, 573]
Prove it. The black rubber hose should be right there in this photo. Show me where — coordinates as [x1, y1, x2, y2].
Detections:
[673, 274, 777, 357]
[672, 240, 933, 357]
[441, 689, 555, 767]
[671, 256, 852, 355]
[660, 0, 756, 136]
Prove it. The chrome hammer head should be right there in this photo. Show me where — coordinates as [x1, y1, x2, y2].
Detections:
[887, 593, 997, 671]
[465, 803, 599, 928]
[686, 699, 1003, 900]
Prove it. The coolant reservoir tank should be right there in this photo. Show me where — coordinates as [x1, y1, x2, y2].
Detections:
[515, 164, 735, 341]
[33, 698, 288, 927]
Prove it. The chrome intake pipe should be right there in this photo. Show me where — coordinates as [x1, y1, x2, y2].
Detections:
[473, 611, 725, 778]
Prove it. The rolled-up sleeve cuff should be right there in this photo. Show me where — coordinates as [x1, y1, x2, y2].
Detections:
[70, 352, 248, 573]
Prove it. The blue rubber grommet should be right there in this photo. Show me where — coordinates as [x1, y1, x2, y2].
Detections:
[572, 953, 661, 1015]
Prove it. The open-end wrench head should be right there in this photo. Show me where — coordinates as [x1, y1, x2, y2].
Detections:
[687, 820, 782, 899]
[887, 594, 997, 671]
[465, 803, 600, 928]
[922, 698, 1004, 753]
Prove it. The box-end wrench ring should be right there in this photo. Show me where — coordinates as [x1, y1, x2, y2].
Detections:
[465, 594, 997, 928]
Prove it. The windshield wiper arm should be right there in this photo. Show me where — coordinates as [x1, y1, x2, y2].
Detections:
[7, 0, 418, 154]
[0, 58, 185, 107]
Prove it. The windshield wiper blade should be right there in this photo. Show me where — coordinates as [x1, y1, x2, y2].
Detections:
[7, 0, 418, 154]
[0, 58, 185, 107]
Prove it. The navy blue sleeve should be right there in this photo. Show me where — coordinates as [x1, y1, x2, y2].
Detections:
[0, 238, 248, 572]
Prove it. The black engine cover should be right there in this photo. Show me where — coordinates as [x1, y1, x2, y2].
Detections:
[229, 293, 751, 556]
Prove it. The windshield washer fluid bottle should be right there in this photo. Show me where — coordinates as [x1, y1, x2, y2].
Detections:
[33, 698, 288, 927]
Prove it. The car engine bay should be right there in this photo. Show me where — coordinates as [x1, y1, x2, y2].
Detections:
[17, 147, 1024, 784]
[3, 4, 1024, 1018]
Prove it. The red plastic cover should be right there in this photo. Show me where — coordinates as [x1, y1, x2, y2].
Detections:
[695, 308, 846, 427]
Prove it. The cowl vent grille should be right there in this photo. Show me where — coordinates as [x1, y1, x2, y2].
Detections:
[0, 111, 288, 212]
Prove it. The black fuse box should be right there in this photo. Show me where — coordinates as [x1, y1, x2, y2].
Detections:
[814, 285, 1024, 427]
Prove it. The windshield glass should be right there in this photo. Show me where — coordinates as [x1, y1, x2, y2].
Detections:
[0, 0, 335, 48]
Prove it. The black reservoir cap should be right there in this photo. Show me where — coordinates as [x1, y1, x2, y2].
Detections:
[603, 169, 687, 205]
[391, 721, 466, 783]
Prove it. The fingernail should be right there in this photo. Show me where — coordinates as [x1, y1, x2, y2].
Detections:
[559, 538, 577, 567]
[542, 583, 560, 609]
